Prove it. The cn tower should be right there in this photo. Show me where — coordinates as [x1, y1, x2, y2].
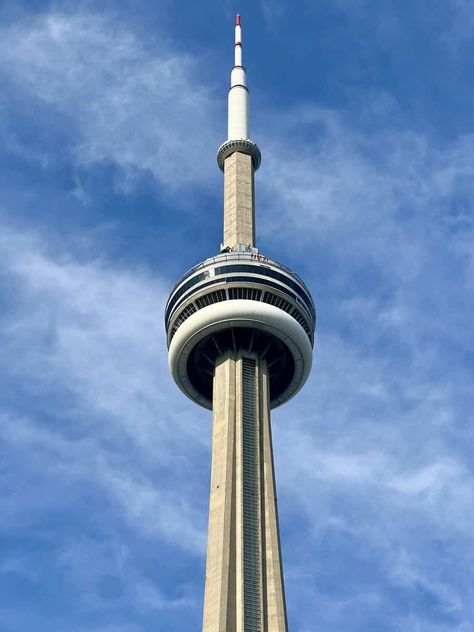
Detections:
[165, 15, 315, 632]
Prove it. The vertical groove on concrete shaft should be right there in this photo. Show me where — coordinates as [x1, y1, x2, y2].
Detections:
[260, 362, 288, 631]
[242, 357, 261, 631]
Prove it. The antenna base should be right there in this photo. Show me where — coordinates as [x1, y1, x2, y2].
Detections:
[217, 139, 261, 171]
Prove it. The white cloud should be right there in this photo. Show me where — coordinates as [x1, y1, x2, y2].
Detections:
[444, 0, 474, 50]
[0, 6, 473, 630]
[0, 12, 221, 194]
[251, 103, 474, 628]
[0, 222, 208, 555]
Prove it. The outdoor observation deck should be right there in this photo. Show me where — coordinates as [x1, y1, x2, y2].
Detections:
[165, 251, 315, 410]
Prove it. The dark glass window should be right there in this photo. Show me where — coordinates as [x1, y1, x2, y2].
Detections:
[166, 275, 315, 328]
[166, 264, 314, 322]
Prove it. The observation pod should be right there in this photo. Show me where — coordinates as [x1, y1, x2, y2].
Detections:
[166, 251, 315, 410]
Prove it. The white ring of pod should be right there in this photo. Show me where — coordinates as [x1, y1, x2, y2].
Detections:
[168, 299, 313, 410]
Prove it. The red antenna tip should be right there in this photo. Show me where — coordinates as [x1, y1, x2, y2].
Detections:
[236, 14, 241, 25]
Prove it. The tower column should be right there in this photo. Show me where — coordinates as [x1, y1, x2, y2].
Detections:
[203, 350, 288, 632]
[203, 352, 238, 631]
[223, 151, 255, 248]
[166, 14, 315, 632]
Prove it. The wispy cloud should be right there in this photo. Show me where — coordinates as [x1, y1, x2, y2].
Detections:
[0, 4, 473, 630]
[254, 102, 474, 629]
[0, 12, 221, 195]
[444, 0, 474, 50]
[0, 224, 209, 632]
[0, 222, 208, 550]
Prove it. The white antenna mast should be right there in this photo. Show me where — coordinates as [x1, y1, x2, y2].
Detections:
[228, 14, 249, 140]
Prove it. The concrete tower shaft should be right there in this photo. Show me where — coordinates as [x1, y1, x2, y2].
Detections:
[223, 151, 255, 249]
[203, 352, 287, 631]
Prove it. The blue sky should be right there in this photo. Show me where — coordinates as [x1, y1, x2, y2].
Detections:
[0, 0, 473, 630]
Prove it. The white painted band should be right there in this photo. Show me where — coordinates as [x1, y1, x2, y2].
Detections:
[168, 300, 313, 410]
